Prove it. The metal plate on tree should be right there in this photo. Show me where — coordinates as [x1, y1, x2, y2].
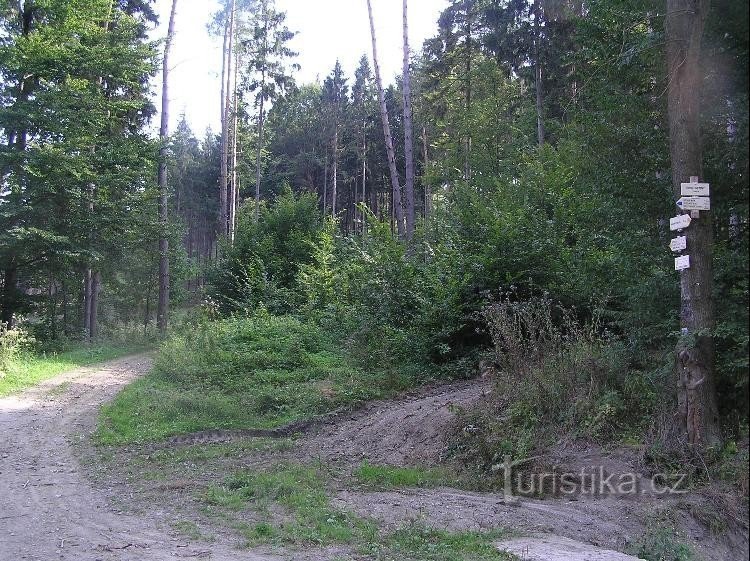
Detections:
[670, 236, 687, 252]
[681, 182, 710, 196]
[677, 196, 710, 211]
[669, 214, 692, 231]
[675, 255, 691, 271]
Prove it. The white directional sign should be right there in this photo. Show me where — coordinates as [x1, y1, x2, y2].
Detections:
[681, 182, 710, 197]
[675, 255, 691, 271]
[670, 236, 687, 253]
[677, 196, 710, 211]
[670, 214, 692, 231]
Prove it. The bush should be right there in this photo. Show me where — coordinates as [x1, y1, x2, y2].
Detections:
[0, 325, 33, 378]
[449, 295, 657, 469]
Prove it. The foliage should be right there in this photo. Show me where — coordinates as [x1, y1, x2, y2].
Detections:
[96, 312, 413, 445]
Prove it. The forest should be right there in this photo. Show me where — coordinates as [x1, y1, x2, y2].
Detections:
[0, 0, 748, 560]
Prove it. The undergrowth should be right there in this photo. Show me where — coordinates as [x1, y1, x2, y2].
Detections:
[96, 311, 428, 445]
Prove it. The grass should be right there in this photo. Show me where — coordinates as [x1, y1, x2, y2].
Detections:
[96, 314, 401, 445]
[200, 462, 517, 560]
[354, 461, 471, 490]
[0, 344, 147, 397]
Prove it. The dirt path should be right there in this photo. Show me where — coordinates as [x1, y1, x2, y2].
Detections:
[0, 355, 277, 561]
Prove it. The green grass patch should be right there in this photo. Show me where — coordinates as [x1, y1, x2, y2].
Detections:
[354, 461, 467, 490]
[201, 462, 515, 560]
[371, 524, 518, 561]
[0, 344, 147, 397]
[96, 314, 396, 445]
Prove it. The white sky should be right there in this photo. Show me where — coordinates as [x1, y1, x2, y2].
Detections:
[152, 0, 448, 135]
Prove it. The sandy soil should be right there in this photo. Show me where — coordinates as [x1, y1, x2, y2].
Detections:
[0, 355, 277, 561]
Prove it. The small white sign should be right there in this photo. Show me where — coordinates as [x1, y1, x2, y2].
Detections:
[670, 214, 692, 231]
[675, 255, 691, 271]
[681, 182, 710, 197]
[677, 196, 710, 211]
[670, 236, 687, 252]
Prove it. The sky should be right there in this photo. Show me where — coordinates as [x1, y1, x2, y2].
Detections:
[151, 0, 448, 135]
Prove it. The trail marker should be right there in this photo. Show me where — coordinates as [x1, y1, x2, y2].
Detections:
[670, 236, 687, 253]
[675, 255, 691, 271]
[681, 182, 710, 197]
[670, 214, 691, 231]
[677, 196, 710, 211]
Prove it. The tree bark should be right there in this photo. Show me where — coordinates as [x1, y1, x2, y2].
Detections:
[229, 47, 240, 243]
[533, 0, 545, 146]
[366, 0, 405, 239]
[255, 89, 266, 223]
[402, 0, 416, 240]
[219, 0, 235, 237]
[322, 148, 329, 215]
[332, 127, 339, 216]
[157, 0, 178, 334]
[666, 0, 721, 448]
[89, 271, 101, 340]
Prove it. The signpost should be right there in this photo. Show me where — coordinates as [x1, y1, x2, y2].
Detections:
[681, 182, 710, 197]
[677, 196, 711, 211]
[670, 214, 692, 231]
[670, 236, 687, 253]
[675, 255, 691, 271]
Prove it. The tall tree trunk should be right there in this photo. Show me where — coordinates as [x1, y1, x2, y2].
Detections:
[666, 0, 720, 448]
[229, 47, 240, 243]
[219, 0, 235, 237]
[463, 2, 473, 181]
[157, 0, 178, 334]
[332, 127, 339, 216]
[255, 89, 266, 223]
[83, 269, 92, 338]
[402, 0, 415, 240]
[322, 148, 329, 215]
[89, 271, 100, 340]
[533, 0, 545, 146]
[366, 0, 405, 239]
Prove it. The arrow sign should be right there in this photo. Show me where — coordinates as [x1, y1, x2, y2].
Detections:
[675, 255, 691, 271]
[681, 182, 710, 197]
[677, 196, 710, 211]
[670, 236, 687, 253]
[670, 214, 692, 231]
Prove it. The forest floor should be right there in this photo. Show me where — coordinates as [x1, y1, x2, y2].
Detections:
[0, 355, 747, 561]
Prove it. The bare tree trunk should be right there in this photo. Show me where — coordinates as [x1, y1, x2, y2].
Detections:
[229, 47, 239, 243]
[157, 0, 178, 334]
[322, 148, 328, 215]
[1, 267, 18, 328]
[332, 127, 339, 216]
[666, 0, 721, 448]
[220, 0, 235, 237]
[89, 271, 100, 340]
[254, 89, 265, 223]
[83, 269, 91, 338]
[366, 0, 405, 239]
[402, 0, 416, 240]
[533, 0, 545, 146]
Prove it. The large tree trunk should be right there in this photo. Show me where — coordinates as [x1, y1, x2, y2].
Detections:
[157, 0, 178, 334]
[219, 0, 235, 237]
[229, 48, 239, 243]
[366, 0, 405, 239]
[533, 0, 545, 146]
[402, 0, 416, 240]
[322, 148, 329, 215]
[666, 0, 721, 448]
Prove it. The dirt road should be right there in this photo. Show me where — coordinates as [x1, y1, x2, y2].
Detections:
[0, 355, 275, 561]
